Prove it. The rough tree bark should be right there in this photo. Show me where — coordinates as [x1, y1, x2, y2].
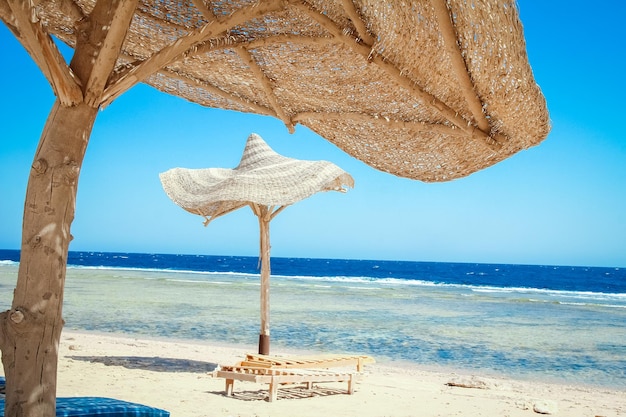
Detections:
[0, 1, 136, 414]
[0, 101, 98, 416]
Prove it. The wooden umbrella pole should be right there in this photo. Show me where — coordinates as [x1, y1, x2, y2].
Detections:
[258, 207, 271, 355]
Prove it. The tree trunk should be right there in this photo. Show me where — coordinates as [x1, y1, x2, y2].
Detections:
[0, 100, 97, 417]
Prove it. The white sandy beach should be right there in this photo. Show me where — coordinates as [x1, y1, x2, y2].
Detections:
[47, 330, 626, 417]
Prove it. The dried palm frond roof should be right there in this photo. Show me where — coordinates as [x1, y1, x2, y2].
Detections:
[1, 0, 550, 182]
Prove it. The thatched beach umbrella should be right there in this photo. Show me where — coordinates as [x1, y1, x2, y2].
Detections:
[160, 133, 354, 354]
[2, 0, 550, 182]
[1, 1, 550, 414]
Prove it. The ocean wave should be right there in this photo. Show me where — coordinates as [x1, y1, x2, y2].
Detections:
[164, 279, 234, 285]
[67, 264, 261, 279]
[281, 274, 441, 286]
[470, 285, 626, 300]
[282, 276, 626, 302]
[501, 297, 626, 309]
[3, 258, 620, 307]
[62, 263, 626, 302]
[556, 301, 626, 309]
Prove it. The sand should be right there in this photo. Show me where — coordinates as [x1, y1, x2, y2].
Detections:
[51, 331, 624, 417]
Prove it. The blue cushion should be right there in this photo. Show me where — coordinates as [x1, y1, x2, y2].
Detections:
[0, 397, 170, 417]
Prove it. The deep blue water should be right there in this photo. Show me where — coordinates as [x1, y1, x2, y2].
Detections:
[1, 249, 623, 294]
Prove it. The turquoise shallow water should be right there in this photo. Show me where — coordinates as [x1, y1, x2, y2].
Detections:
[0, 262, 624, 389]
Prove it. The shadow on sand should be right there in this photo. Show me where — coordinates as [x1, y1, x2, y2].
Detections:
[208, 385, 350, 402]
[67, 355, 218, 373]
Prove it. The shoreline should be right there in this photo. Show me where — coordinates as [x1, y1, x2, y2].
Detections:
[61, 328, 626, 391]
[49, 330, 626, 417]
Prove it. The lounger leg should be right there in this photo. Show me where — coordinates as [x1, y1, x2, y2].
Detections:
[269, 378, 278, 402]
[225, 379, 234, 396]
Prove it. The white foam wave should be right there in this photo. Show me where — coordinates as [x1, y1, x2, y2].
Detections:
[471, 285, 626, 300]
[61, 263, 626, 305]
[557, 301, 626, 309]
[67, 264, 260, 279]
[164, 279, 234, 285]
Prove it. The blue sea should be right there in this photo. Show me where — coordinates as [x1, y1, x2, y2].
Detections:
[0, 249, 624, 389]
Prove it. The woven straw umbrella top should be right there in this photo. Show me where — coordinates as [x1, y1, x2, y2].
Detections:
[159, 133, 354, 223]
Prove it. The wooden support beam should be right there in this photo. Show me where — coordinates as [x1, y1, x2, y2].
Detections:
[186, 0, 292, 126]
[161, 68, 276, 117]
[294, 1, 503, 150]
[430, 0, 491, 133]
[52, 0, 85, 23]
[83, 0, 138, 107]
[100, 0, 287, 107]
[293, 111, 468, 137]
[340, 0, 375, 45]
[112, 47, 277, 116]
[0, 1, 17, 32]
[235, 47, 294, 133]
[195, 201, 247, 226]
[269, 205, 288, 222]
[192, 33, 329, 57]
[6, 0, 83, 106]
[191, 0, 218, 21]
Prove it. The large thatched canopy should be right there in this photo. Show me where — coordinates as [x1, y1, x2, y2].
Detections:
[1, 0, 549, 183]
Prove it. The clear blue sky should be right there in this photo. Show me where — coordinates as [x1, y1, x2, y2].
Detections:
[1, 2, 625, 268]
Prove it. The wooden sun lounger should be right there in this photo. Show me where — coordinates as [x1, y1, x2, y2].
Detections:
[215, 365, 357, 402]
[241, 353, 375, 372]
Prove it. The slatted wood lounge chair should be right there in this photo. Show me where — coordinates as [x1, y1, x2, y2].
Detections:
[0, 397, 170, 417]
[215, 365, 357, 402]
[242, 353, 375, 372]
